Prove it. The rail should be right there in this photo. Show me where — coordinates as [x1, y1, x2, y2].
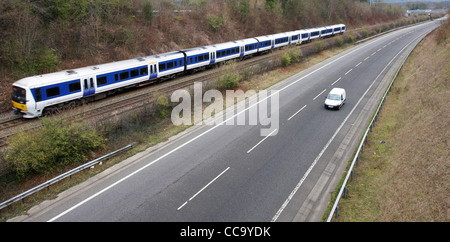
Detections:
[0, 143, 136, 211]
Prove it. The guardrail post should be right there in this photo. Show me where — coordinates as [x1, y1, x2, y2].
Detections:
[344, 186, 348, 198]
[335, 207, 339, 219]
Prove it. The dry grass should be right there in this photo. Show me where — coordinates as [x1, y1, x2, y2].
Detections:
[334, 20, 449, 222]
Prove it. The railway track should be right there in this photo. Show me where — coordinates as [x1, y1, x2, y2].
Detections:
[0, 20, 418, 146]
[0, 47, 285, 148]
[2, 22, 384, 148]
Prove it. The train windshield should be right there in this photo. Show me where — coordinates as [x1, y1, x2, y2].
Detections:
[12, 86, 26, 104]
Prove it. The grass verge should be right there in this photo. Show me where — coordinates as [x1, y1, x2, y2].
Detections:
[328, 20, 449, 222]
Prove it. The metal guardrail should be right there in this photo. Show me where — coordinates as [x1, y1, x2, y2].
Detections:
[326, 29, 432, 222]
[0, 143, 136, 211]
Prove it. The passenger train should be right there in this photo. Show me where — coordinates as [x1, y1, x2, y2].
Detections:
[12, 24, 345, 118]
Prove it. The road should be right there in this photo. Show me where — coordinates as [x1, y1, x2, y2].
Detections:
[9, 20, 441, 222]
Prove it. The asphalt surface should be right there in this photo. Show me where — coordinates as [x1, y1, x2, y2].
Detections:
[9, 20, 442, 222]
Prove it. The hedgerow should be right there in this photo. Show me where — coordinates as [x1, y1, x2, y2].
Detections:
[5, 118, 105, 179]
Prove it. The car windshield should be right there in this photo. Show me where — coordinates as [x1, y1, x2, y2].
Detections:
[327, 94, 340, 101]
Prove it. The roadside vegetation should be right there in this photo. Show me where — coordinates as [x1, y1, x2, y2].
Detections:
[0, 0, 442, 220]
[0, 0, 406, 112]
[327, 19, 449, 222]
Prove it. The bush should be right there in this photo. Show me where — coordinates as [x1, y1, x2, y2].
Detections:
[220, 72, 240, 90]
[5, 118, 105, 179]
[156, 94, 170, 118]
[281, 52, 291, 67]
[336, 36, 344, 47]
[347, 35, 355, 43]
[362, 29, 369, 38]
[315, 41, 324, 52]
[206, 15, 224, 32]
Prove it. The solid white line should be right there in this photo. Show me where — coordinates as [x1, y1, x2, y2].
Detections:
[313, 89, 327, 100]
[355, 62, 362, 67]
[331, 77, 341, 86]
[287, 105, 307, 121]
[271, 35, 418, 222]
[177, 167, 230, 210]
[47, 32, 393, 222]
[247, 129, 278, 153]
[344, 69, 352, 75]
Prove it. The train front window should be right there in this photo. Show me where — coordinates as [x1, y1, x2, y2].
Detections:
[12, 86, 26, 104]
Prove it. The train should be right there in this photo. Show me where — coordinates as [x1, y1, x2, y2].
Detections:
[11, 24, 345, 118]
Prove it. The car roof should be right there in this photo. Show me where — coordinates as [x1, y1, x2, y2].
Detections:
[329, 88, 345, 94]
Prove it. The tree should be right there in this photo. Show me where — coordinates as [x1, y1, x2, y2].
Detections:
[143, 1, 153, 25]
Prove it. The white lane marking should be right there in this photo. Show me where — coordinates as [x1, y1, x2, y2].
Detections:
[177, 167, 230, 210]
[47, 32, 394, 222]
[247, 129, 278, 153]
[331, 77, 341, 86]
[355, 62, 362, 67]
[344, 69, 352, 75]
[272, 34, 420, 222]
[364, 56, 370, 61]
[313, 89, 327, 100]
[287, 105, 307, 121]
[371, 52, 376, 56]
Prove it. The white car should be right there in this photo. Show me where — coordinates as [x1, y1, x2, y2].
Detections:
[324, 88, 346, 110]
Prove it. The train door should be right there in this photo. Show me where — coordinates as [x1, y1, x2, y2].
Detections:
[83, 77, 95, 97]
[210, 52, 216, 64]
[240, 46, 244, 57]
[150, 63, 157, 80]
[271, 39, 275, 49]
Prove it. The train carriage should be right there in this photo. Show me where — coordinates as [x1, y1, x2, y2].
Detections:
[180, 46, 215, 72]
[12, 23, 347, 118]
[271, 33, 290, 49]
[254, 35, 273, 53]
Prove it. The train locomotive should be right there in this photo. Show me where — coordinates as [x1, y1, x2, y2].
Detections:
[12, 24, 345, 118]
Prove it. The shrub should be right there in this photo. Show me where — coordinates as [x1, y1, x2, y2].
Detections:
[347, 35, 355, 43]
[336, 36, 344, 47]
[315, 41, 324, 52]
[156, 94, 170, 118]
[5, 118, 105, 179]
[281, 52, 291, 67]
[143, 1, 154, 25]
[220, 72, 240, 90]
[362, 29, 369, 38]
[206, 15, 224, 32]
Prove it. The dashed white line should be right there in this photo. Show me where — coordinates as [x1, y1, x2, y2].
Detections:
[313, 89, 327, 100]
[364, 56, 370, 61]
[288, 105, 307, 121]
[247, 129, 278, 153]
[331, 77, 341, 86]
[272, 33, 422, 222]
[377, 48, 382, 52]
[344, 69, 352, 75]
[371, 52, 376, 56]
[355, 62, 362, 67]
[177, 167, 230, 210]
[47, 33, 393, 222]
